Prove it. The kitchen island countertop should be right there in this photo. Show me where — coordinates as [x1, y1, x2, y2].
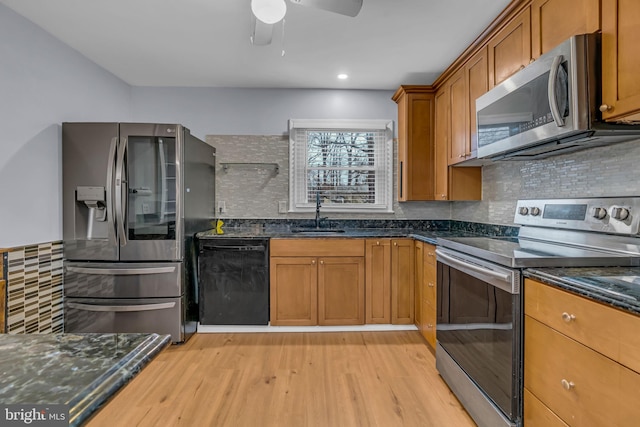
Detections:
[0, 332, 170, 426]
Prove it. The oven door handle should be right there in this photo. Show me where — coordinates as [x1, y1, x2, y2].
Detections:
[437, 250, 511, 283]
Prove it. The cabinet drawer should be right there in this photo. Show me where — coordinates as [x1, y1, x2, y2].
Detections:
[424, 244, 436, 266]
[270, 238, 365, 257]
[524, 388, 568, 427]
[423, 263, 436, 305]
[525, 278, 640, 373]
[525, 316, 640, 426]
[421, 298, 436, 349]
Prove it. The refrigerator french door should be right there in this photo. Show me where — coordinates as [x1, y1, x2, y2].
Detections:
[62, 123, 216, 343]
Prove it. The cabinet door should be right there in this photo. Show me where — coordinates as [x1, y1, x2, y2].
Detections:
[318, 257, 365, 326]
[602, 0, 640, 122]
[488, 6, 532, 88]
[414, 241, 424, 329]
[393, 87, 436, 201]
[448, 68, 468, 165]
[270, 257, 318, 326]
[421, 244, 437, 349]
[391, 239, 414, 324]
[531, 0, 600, 59]
[365, 239, 391, 324]
[466, 46, 488, 157]
[434, 87, 450, 200]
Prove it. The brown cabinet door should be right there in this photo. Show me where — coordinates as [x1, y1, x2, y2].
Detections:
[391, 239, 415, 324]
[434, 87, 450, 200]
[602, 0, 640, 122]
[448, 68, 468, 165]
[488, 6, 532, 88]
[269, 257, 318, 326]
[318, 257, 365, 326]
[365, 239, 391, 324]
[414, 241, 424, 329]
[393, 87, 435, 201]
[466, 46, 488, 157]
[531, 0, 600, 59]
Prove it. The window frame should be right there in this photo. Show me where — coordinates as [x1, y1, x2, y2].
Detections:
[288, 119, 394, 213]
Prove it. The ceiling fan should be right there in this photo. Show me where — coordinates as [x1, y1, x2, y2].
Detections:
[250, 0, 363, 46]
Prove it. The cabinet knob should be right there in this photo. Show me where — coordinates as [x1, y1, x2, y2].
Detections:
[427, 323, 433, 329]
[320, 260, 324, 265]
[599, 104, 613, 113]
[376, 241, 380, 246]
[428, 252, 434, 258]
[428, 282, 434, 288]
[561, 312, 576, 323]
[311, 260, 316, 265]
[394, 242, 398, 246]
[561, 379, 575, 391]
[441, 194, 447, 199]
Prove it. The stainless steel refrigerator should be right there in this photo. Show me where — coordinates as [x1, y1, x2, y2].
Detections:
[62, 123, 215, 343]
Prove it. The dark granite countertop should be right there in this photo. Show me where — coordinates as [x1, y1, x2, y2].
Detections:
[0, 332, 170, 426]
[525, 267, 640, 315]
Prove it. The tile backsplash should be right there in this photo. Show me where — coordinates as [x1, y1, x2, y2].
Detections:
[207, 134, 452, 220]
[453, 138, 640, 225]
[5, 241, 63, 334]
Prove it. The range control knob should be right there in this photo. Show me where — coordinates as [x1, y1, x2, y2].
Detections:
[530, 207, 541, 216]
[592, 207, 608, 220]
[612, 207, 630, 221]
[518, 207, 529, 216]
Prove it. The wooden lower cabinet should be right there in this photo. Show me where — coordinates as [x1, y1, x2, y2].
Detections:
[270, 239, 365, 326]
[414, 241, 424, 329]
[270, 257, 318, 326]
[421, 244, 437, 350]
[524, 278, 640, 426]
[391, 239, 415, 324]
[318, 257, 365, 325]
[365, 239, 391, 324]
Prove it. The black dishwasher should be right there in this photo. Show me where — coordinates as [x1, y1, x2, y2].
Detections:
[198, 238, 269, 325]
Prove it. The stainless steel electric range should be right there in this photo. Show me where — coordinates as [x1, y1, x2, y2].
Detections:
[435, 197, 640, 427]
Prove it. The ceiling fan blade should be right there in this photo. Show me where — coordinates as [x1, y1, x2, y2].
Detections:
[290, 0, 363, 17]
[250, 14, 275, 46]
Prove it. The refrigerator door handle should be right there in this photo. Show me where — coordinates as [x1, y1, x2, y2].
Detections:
[115, 137, 128, 247]
[67, 301, 176, 312]
[106, 136, 118, 245]
[66, 265, 176, 275]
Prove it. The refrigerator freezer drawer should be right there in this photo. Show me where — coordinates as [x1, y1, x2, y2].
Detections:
[64, 262, 182, 298]
[64, 297, 185, 343]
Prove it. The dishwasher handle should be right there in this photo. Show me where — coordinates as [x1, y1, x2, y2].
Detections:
[200, 245, 266, 251]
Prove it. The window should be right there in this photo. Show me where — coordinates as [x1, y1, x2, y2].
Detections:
[289, 119, 393, 213]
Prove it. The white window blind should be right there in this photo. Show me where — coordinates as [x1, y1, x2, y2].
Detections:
[289, 119, 393, 213]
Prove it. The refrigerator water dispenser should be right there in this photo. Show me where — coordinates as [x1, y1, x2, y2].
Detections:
[76, 186, 107, 240]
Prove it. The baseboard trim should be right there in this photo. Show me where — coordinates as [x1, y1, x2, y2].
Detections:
[197, 323, 419, 333]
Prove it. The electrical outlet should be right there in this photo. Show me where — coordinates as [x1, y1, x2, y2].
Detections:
[278, 201, 287, 213]
[217, 201, 226, 213]
[142, 202, 150, 214]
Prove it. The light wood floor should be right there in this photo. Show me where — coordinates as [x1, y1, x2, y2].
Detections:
[86, 331, 476, 427]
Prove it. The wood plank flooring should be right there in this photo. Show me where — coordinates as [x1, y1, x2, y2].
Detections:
[86, 331, 475, 427]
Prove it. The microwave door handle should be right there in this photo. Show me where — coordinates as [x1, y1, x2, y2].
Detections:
[115, 137, 128, 247]
[106, 137, 118, 245]
[548, 54, 566, 127]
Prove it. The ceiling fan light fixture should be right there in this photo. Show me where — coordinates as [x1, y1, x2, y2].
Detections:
[251, 0, 287, 24]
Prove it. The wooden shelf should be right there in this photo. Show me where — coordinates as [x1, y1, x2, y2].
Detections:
[220, 162, 279, 174]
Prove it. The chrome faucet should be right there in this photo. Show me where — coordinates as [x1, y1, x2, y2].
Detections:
[315, 192, 327, 229]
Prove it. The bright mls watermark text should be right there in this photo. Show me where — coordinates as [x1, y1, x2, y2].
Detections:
[0, 405, 68, 426]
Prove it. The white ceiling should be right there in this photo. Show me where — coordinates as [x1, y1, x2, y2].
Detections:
[1, 0, 511, 90]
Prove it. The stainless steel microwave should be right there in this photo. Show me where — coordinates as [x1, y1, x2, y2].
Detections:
[476, 33, 640, 161]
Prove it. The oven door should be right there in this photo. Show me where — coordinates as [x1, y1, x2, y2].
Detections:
[436, 247, 522, 427]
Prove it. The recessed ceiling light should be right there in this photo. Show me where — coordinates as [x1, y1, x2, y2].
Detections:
[337, 74, 349, 80]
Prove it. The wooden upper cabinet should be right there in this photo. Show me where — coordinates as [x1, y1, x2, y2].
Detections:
[434, 87, 450, 200]
[531, 0, 600, 59]
[488, 6, 532, 88]
[601, 0, 640, 122]
[392, 86, 435, 201]
[466, 46, 488, 158]
[448, 68, 468, 165]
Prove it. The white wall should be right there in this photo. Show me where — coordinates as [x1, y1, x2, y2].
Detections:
[0, 4, 132, 247]
[131, 86, 398, 139]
